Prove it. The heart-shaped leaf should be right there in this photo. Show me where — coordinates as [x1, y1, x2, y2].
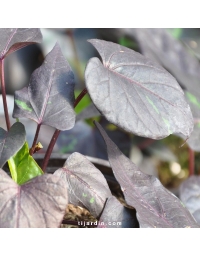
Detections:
[0, 122, 26, 168]
[8, 141, 43, 185]
[54, 152, 112, 218]
[85, 39, 193, 139]
[13, 43, 75, 131]
[95, 121, 199, 228]
[97, 196, 138, 228]
[0, 28, 42, 59]
[0, 169, 68, 228]
[179, 176, 200, 224]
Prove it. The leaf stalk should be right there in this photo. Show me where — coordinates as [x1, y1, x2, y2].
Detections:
[41, 88, 88, 172]
[0, 58, 11, 130]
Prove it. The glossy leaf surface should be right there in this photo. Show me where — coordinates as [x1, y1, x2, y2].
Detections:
[95, 121, 199, 228]
[179, 176, 200, 224]
[85, 39, 193, 139]
[0, 122, 25, 168]
[0, 28, 42, 59]
[54, 152, 112, 218]
[97, 196, 138, 228]
[8, 142, 43, 185]
[0, 169, 68, 227]
[13, 43, 75, 130]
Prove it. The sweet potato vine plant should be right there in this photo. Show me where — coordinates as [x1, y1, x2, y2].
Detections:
[0, 28, 199, 228]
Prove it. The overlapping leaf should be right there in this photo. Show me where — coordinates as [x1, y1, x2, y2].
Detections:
[13, 43, 75, 130]
[95, 121, 199, 228]
[184, 91, 200, 151]
[8, 142, 43, 185]
[0, 169, 68, 228]
[97, 196, 138, 228]
[0, 122, 25, 168]
[179, 176, 200, 224]
[0, 28, 42, 59]
[54, 152, 112, 218]
[76, 103, 100, 122]
[85, 39, 193, 139]
[125, 28, 200, 96]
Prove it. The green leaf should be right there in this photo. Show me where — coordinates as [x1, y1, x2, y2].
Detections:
[8, 142, 43, 185]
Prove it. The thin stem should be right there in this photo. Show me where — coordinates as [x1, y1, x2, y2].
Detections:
[74, 88, 88, 108]
[189, 148, 195, 176]
[41, 88, 88, 172]
[138, 138, 155, 150]
[29, 124, 41, 155]
[0, 59, 10, 130]
[66, 29, 83, 82]
[41, 129, 60, 171]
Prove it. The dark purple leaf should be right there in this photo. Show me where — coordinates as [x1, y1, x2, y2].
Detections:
[0, 122, 26, 168]
[186, 123, 200, 151]
[95, 121, 199, 228]
[0, 169, 68, 228]
[97, 196, 137, 228]
[0, 28, 42, 59]
[13, 43, 75, 130]
[54, 152, 112, 218]
[184, 91, 200, 151]
[76, 103, 100, 122]
[127, 28, 200, 98]
[179, 176, 200, 224]
[85, 39, 193, 139]
[57, 120, 97, 157]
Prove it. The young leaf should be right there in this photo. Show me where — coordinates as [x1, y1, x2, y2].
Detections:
[0, 169, 68, 228]
[97, 196, 138, 228]
[0, 28, 42, 59]
[0, 122, 26, 168]
[95, 121, 199, 228]
[13, 43, 75, 131]
[85, 39, 193, 139]
[179, 176, 200, 224]
[54, 152, 112, 218]
[8, 142, 43, 185]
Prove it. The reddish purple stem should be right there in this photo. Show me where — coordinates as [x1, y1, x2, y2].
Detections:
[29, 124, 41, 155]
[0, 58, 11, 130]
[41, 88, 88, 172]
[189, 148, 195, 176]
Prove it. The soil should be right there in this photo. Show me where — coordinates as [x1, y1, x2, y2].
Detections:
[61, 192, 135, 228]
